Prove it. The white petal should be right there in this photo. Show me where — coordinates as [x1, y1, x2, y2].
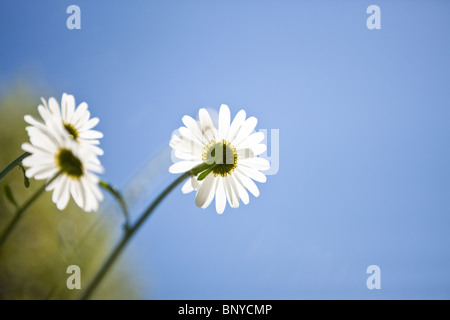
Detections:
[215, 178, 227, 214]
[170, 135, 204, 155]
[74, 109, 91, 129]
[84, 143, 104, 156]
[181, 179, 194, 194]
[71, 102, 88, 127]
[82, 177, 101, 211]
[236, 131, 265, 149]
[199, 108, 217, 142]
[218, 104, 230, 140]
[76, 180, 86, 209]
[174, 150, 202, 161]
[238, 165, 267, 183]
[70, 180, 84, 209]
[56, 180, 70, 210]
[224, 176, 239, 208]
[239, 157, 271, 171]
[22, 154, 52, 167]
[200, 177, 217, 209]
[231, 174, 249, 205]
[26, 128, 59, 152]
[46, 174, 60, 192]
[232, 116, 258, 146]
[226, 110, 246, 142]
[80, 117, 99, 131]
[195, 174, 216, 208]
[251, 144, 267, 156]
[234, 169, 260, 197]
[237, 148, 255, 159]
[182, 115, 208, 145]
[85, 172, 104, 201]
[179, 126, 203, 146]
[37, 104, 54, 124]
[52, 175, 67, 205]
[26, 165, 56, 180]
[190, 176, 200, 190]
[80, 177, 97, 212]
[24, 115, 47, 131]
[78, 130, 103, 140]
[85, 160, 104, 175]
[48, 97, 62, 119]
[62, 93, 76, 123]
[168, 160, 202, 174]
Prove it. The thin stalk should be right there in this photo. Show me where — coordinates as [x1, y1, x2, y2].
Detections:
[0, 152, 30, 183]
[80, 164, 207, 300]
[0, 171, 62, 250]
[99, 180, 130, 230]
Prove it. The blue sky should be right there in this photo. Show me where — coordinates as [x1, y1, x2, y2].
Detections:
[1, 0, 450, 299]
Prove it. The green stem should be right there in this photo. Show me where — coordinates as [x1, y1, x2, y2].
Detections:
[99, 180, 130, 230]
[0, 152, 30, 183]
[80, 163, 207, 300]
[0, 171, 61, 251]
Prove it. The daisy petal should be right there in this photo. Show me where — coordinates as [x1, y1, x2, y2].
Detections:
[78, 130, 103, 140]
[215, 178, 227, 214]
[231, 174, 249, 205]
[232, 116, 258, 146]
[199, 108, 217, 142]
[224, 176, 239, 208]
[48, 97, 62, 119]
[234, 169, 260, 197]
[169, 160, 202, 174]
[238, 165, 267, 183]
[236, 131, 265, 149]
[182, 115, 207, 145]
[81, 117, 99, 131]
[251, 144, 267, 156]
[62, 93, 76, 123]
[226, 110, 246, 142]
[240, 157, 271, 171]
[182, 179, 195, 194]
[195, 174, 216, 208]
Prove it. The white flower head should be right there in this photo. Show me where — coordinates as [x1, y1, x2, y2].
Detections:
[24, 93, 104, 156]
[22, 113, 104, 212]
[169, 104, 270, 214]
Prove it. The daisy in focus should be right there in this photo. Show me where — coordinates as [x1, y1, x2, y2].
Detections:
[21, 103, 104, 212]
[24, 93, 104, 156]
[169, 104, 270, 214]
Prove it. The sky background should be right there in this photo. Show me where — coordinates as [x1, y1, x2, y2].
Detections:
[1, 0, 450, 299]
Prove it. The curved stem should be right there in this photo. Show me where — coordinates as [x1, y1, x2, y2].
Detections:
[0, 171, 61, 251]
[99, 180, 130, 230]
[80, 164, 207, 300]
[0, 152, 30, 183]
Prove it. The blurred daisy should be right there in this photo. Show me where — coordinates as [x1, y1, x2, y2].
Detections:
[21, 121, 104, 212]
[24, 93, 104, 156]
[169, 104, 270, 214]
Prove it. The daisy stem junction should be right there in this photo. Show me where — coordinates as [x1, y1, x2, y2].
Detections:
[0, 170, 62, 251]
[99, 180, 130, 230]
[80, 162, 210, 300]
[0, 152, 30, 183]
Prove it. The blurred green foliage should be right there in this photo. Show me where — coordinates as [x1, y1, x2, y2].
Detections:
[0, 85, 139, 300]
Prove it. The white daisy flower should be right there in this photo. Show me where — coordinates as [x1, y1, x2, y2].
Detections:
[24, 93, 104, 156]
[169, 104, 270, 214]
[21, 121, 104, 212]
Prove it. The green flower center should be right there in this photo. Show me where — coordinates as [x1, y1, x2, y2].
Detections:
[202, 140, 237, 177]
[56, 148, 83, 178]
[64, 123, 79, 140]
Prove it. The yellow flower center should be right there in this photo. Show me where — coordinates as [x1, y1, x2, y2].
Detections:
[202, 140, 238, 177]
[56, 148, 83, 178]
[64, 123, 79, 140]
